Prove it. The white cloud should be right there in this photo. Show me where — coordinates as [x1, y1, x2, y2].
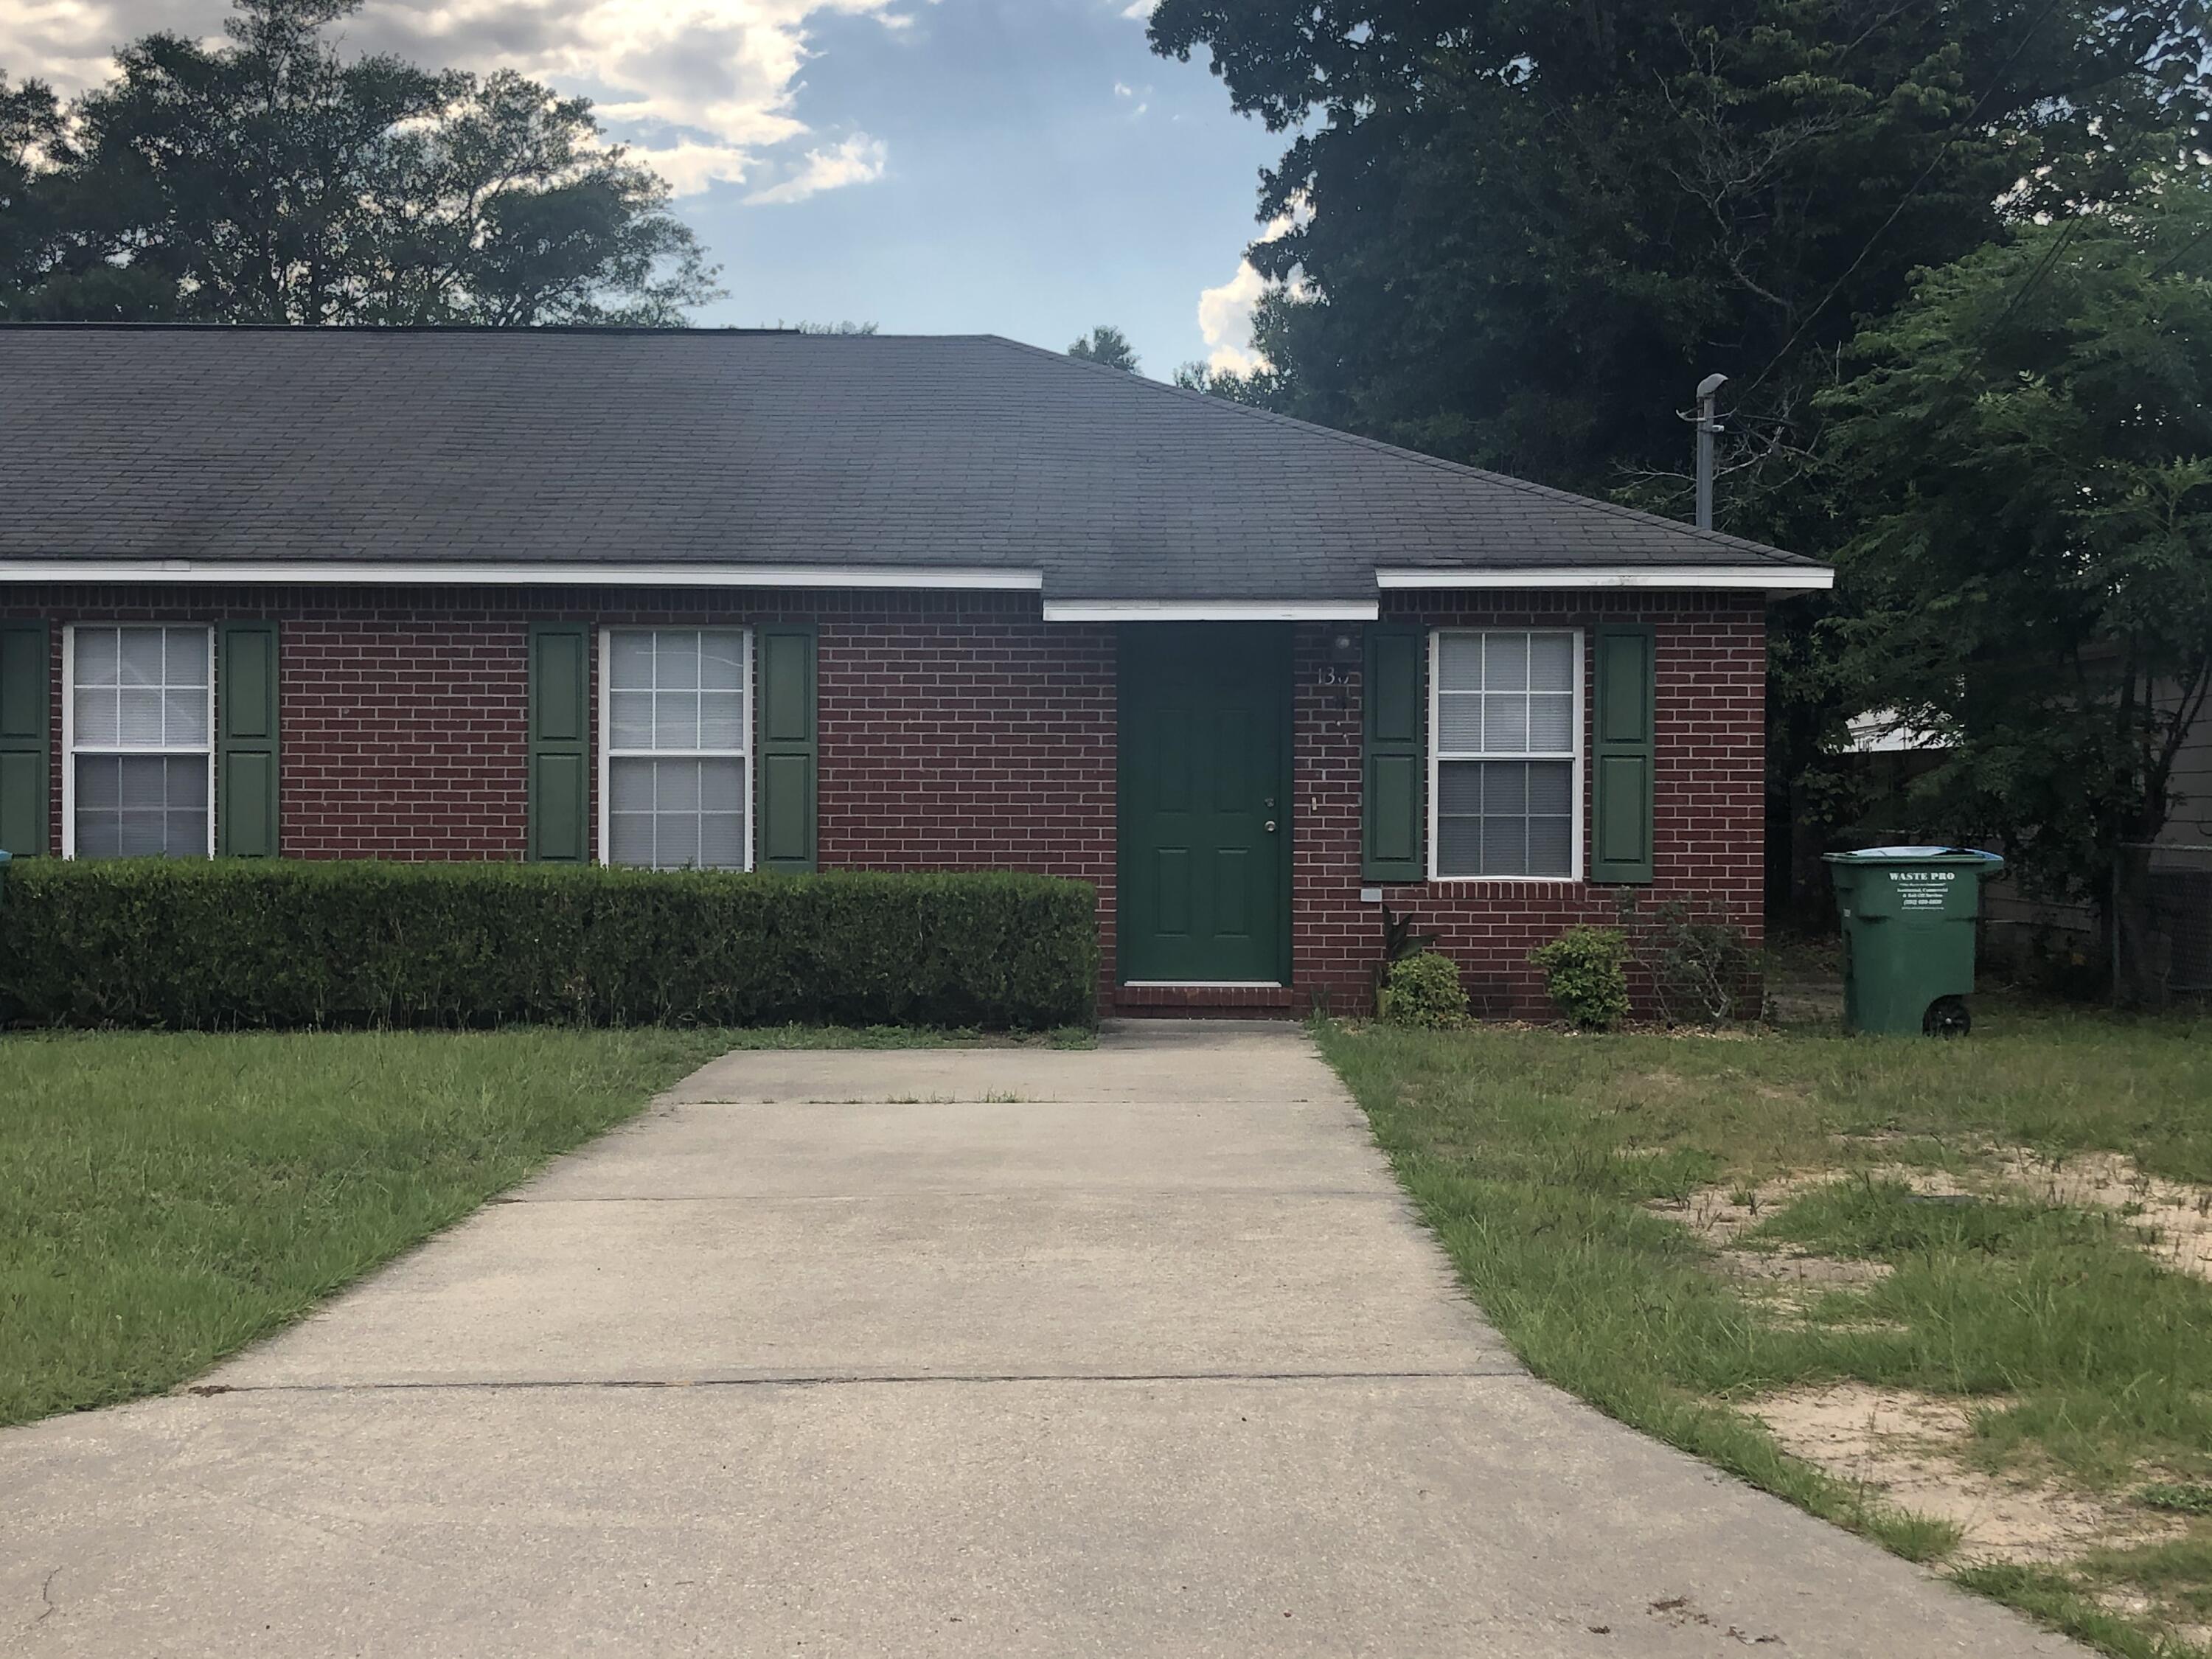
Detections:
[1197, 214, 1295, 374]
[1119, 0, 1155, 18]
[0, 0, 901, 200]
[1113, 80, 1133, 97]
[744, 132, 887, 204]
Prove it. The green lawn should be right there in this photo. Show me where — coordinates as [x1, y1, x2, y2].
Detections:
[1317, 998, 2212, 1659]
[0, 1027, 744, 1426]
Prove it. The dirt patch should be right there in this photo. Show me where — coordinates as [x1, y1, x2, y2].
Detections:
[1748, 1383, 2184, 1566]
[1991, 1148, 2212, 1284]
[1661, 1150, 2212, 1285]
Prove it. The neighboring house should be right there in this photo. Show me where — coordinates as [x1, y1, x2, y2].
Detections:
[0, 325, 1832, 1017]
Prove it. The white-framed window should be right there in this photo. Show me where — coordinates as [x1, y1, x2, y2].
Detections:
[63, 624, 215, 859]
[1430, 628, 1583, 880]
[597, 627, 751, 870]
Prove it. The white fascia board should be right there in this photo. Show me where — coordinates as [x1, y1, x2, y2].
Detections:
[1042, 599, 1380, 622]
[0, 560, 1046, 591]
[1376, 566, 1834, 592]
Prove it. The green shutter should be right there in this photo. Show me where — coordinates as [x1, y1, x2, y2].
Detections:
[1591, 624, 1657, 884]
[1362, 625, 1425, 882]
[217, 622, 280, 858]
[755, 623, 817, 873]
[0, 621, 51, 858]
[528, 624, 590, 863]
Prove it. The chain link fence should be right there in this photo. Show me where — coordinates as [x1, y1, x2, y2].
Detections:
[2114, 843, 2212, 1007]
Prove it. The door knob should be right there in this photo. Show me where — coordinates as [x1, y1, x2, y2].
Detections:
[1264, 820, 1278, 833]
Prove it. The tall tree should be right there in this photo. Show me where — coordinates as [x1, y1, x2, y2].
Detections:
[1068, 324, 1140, 372]
[1150, 0, 2206, 529]
[2, 0, 720, 325]
[1820, 175, 2212, 905]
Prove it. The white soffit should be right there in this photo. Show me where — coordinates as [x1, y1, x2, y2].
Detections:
[1042, 599, 1380, 622]
[0, 560, 1046, 591]
[1375, 566, 1834, 592]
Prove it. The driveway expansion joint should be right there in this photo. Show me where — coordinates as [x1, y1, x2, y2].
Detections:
[187, 1367, 1536, 1397]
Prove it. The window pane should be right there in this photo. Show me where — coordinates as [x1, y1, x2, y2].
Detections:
[1528, 633, 1573, 692]
[700, 757, 745, 812]
[74, 687, 119, 748]
[1436, 692, 1483, 752]
[77, 755, 206, 858]
[609, 812, 653, 865]
[657, 633, 700, 691]
[1437, 760, 1482, 815]
[117, 689, 165, 747]
[610, 633, 655, 692]
[1436, 815, 1483, 877]
[1528, 692, 1573, 754]
[655, 811, 700, 868]
[1483, 696, 1529, 754]
[609, 689, 651, 749]
[1484, 760, 1528, 815]
[1437, 633, 1483, 693]
[610, 757, 653, 813]
[77, 755, 120, 810]
[164, 627, 208, 687]
[1481, 814, 1527, 876]
[164, 688, 209, 748]
[119, 628, 164, 687]
[698, 633, 744, 691]
[77, 628, 119, 686]
[653, 691, 698, 751]
[1528, 815, 1572, 876]
[607, 758, 748, 871]
[655, 760, 700, 812]
[698, 691, 745, 750]
[700, 812, 746, 868]
[1528, 760, 1572, 815]
[1484, 633, 1528, 691]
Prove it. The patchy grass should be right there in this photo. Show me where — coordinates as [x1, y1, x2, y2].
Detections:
[0, 1028, 742, 1425]
[1316, 995, 2212, 1658]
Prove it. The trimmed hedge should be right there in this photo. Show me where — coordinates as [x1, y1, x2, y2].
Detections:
[0, 860, 1098, 1032]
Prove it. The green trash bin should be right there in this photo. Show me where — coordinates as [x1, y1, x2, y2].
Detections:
[1823, 846, 2006, 1036]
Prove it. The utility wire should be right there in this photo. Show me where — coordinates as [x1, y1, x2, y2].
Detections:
[1731, 0, 2070, 403]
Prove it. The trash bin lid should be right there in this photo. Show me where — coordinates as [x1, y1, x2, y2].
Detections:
[1823, 846, 2004, 862]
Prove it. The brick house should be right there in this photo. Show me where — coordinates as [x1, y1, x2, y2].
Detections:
[0, 326, 1830, 1017]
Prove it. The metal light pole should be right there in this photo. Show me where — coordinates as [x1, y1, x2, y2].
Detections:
[1694, 372, 1728, 531]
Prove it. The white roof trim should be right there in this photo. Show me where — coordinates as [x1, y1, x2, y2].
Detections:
[1043, 599, 1378, 622]
[0, 560, 1046, 591]
[1376, 565, 1833, 592]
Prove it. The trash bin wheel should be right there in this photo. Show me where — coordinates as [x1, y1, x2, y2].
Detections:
[1924, 996, 1970, 1039]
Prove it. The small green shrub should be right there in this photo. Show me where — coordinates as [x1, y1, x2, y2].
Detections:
[0, 860, 1097, 1032]
[1529, 925, 1631, 1029]
[1378, 950, 1468, 1028]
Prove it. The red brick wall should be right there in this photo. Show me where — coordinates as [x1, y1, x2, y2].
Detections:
[1292, 595, 1767, 1019]
[0, 585, 1764, 1019]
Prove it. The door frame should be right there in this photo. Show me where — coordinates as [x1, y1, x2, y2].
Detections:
[1113, 622, 1295, 987]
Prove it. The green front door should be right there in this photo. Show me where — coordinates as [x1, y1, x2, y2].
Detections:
[1118, 624, 1292, 984]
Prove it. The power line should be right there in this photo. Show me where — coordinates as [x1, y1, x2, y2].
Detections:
[1731, 0, 2071, 403]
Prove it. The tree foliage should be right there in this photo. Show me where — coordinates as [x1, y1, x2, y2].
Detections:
[1068, 323, 1140, 372]
[1150, 0, 2207, 526]
[1, 0, 720, 325]
[1820, 178, 2212, 898]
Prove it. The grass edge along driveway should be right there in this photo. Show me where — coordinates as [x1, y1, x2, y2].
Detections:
[1315, 1009, 2212, 1659]
[1, 1023, 1079, 1428]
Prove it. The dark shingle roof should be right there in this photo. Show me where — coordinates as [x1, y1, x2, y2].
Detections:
[0, 326, 1820, 598]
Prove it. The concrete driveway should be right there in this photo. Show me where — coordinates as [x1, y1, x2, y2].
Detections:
[2, 1021, 2067, 1656]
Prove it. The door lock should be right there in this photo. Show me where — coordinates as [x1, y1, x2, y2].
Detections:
[1264, 820, 1278, 833]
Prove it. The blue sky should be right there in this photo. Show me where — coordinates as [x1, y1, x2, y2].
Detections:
[1, 0, 1290, 375]
[697, 1, 1286, 373]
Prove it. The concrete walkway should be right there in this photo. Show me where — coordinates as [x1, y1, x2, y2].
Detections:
[2, 1022, 2067, 1656]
